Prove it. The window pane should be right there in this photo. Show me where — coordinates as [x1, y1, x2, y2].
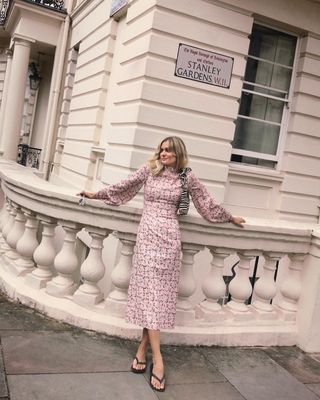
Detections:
[249, 25, 296, 67]
[245, 58, 292, 92]
[231, 154, 276, 168]
[249, 26, 277, 63]
[233, 118, 280, 155]
[239, 93, 284, 124]
[275, 34, 296, 66]
[243, 83, 287, 99]
[232, 24, 296, 166]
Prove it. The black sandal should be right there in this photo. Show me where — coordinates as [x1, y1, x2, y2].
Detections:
[149, 363, 165, 392]
[131, 356, 147, 374]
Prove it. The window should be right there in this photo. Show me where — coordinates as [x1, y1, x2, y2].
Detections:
[231, 24, 297, 168]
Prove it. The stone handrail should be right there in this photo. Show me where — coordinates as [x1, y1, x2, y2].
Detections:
[0, 160, 318, 350]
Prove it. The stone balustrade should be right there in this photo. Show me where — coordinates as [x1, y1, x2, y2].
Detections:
[0, 160, 319, 351]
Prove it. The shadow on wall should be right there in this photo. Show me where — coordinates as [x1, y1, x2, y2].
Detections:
[0, 189, 4, 208]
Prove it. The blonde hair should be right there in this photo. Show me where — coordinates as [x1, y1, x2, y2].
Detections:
[148, 136, 188, 175]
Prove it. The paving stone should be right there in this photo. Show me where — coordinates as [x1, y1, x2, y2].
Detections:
[200, 347, 319, 400]
[0, 297, 73, 331]
[1, 291, 320, 400]
[0, 372, 8, 398]
[1, 330, 136, 374]
[156, 382, 244, 400]
[7, 372, 158, 400]
[160, 345, 226, 385]
[263, 347, 320, 384]
[306, 384, 320, 397]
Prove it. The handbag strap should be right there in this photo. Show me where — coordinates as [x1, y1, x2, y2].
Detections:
[177, 167, 191, 215]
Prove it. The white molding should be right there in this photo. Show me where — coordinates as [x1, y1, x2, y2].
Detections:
[228, 162, 284, 183]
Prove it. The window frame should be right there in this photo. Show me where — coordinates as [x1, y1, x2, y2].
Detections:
[231, 22, 300, 171]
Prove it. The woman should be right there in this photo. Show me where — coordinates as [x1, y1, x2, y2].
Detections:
[79, 136, 245, 392]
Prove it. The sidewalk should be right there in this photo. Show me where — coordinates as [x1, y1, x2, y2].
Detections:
[0, 292, 320, 400]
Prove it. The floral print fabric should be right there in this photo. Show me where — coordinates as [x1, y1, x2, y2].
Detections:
[94, 164, 232, 329]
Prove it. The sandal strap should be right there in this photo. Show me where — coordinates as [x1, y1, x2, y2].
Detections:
[151, 371, 165, 385]
[134, 356, 146, 366]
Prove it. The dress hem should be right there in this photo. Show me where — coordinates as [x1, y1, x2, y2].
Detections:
[125, 318, 175, 331]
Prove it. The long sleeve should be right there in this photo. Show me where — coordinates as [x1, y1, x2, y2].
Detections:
[93, 164, 149, 205]
[187, 171, 233, 223]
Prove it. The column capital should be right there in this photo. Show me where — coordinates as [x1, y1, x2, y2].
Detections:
[12, 34, 36, 46]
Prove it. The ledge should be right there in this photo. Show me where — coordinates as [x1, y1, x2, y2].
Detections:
[228, 162, 285, 183]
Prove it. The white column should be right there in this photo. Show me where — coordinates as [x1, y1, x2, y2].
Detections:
[14, 209, 39, 276]
[0, 202, 16, 254]
[73, 227, 109, 306]
[46, 222, 81, 297]
[105, 232, 136, 317]
[5, 207, 26, 263]
[251, 252, 283, 319]
[226, 251, 256, 319]
[0, 48, 13, 150]
[276, 253, 305, 321]
[26, 217, 57, 289]
[196, 247, 230, 321]
[1, 35, 35, 160]
[175, 243, 203, 325]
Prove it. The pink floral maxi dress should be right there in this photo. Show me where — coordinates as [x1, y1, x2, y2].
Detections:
[94, 165, 233, 330]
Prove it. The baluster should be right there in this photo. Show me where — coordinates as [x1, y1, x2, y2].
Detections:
[73, 228, 109, 306]
[46, 222, 81, 297]
[252, 252, 283, 319]
[5, 207, 26, 262]
[13, 209, 39, 276]
[196, 247, 230, 321]
[276, 253, 305, 321]
[0, 203, 16, 254]
[175, 243, 203, 325]
[26, 217, 57, 289]
[0, 199, 10, 233]
[105, 232, 136, 317]
[0, 200, 10, 243]
[226, 251, 256, 319]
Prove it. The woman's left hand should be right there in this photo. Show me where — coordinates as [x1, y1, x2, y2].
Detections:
[231, 216, 246, 228]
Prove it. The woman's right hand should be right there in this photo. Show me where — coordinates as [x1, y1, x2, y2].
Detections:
[77, 190, 97, 199]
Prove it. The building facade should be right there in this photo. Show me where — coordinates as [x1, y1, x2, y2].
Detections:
[0, 0, 319, 351]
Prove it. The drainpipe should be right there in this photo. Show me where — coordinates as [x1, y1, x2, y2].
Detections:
[42, 0, 75, 180]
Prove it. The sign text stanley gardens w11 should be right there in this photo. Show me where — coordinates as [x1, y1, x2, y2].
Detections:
[175, 44, 234, 88]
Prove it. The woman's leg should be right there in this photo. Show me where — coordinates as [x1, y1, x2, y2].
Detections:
[148, 329, 165, 390]
[132, 327, 149, 370]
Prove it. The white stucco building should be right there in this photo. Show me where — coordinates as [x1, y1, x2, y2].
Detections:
[0, 0, 319, 351]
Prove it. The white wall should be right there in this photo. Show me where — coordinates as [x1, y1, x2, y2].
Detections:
[101, 0, 251, 203]
[278, 35, 320, 222]
[53, 0, 320, 223]
[55, 0, 117, 189]
[222, 0, 320, 222]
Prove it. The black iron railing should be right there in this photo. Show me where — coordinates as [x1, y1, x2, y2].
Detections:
[0, 0, 65, 25]
[17, 144, 42, 169]
[0, 0, 10, 25]
[23, 0, 64, 10]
